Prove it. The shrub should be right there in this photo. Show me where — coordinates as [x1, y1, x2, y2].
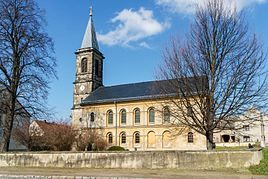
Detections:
[29, 121, 76, 151]
[75, 129, 108, 151]
[107, 146, 125, 151]
[252, 141, 261, 148]
[249, 148, 268, 175]
[94, 138, 107, 151]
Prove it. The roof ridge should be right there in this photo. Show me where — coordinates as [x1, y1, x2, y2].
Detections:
[103, 80, 159, 88]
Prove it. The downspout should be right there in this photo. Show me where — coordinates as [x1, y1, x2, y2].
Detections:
[114, 101, 118, 146]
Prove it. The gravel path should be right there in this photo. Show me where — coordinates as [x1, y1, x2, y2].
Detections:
[0, 167, 267, 179]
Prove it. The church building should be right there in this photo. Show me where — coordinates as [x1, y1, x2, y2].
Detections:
[71, 8, 207, 151]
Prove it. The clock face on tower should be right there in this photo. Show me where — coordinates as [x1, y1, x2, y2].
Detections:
[80, 85, 85, 92]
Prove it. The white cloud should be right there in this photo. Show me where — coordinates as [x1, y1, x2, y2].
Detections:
[139, 42, 152, 49]
[97, 7, 170, 47]
[155, 0, 267, 14]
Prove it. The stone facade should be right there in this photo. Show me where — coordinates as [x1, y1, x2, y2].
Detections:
[73, 48, 104, 108]
[72, 48, 104, 134]
[73, 100, 207, 151]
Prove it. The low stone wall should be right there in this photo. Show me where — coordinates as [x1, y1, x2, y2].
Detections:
[0, 150, 263, 169]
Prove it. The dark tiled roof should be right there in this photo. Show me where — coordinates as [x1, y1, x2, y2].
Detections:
[81, 77, 207, 105]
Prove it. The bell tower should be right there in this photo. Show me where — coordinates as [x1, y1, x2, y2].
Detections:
[72, 6, 104, 110]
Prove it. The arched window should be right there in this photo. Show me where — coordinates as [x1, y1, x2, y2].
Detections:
[147, 131, 156, 148]
[163, 106, 170, 123]
[120, 109, 127, 125]
[188, 132, 193, 143]
[162, 131, 171, 148]
[90, 112, 95, 122]
[81, 58, 87, 73]
[134, 108, 140, 124]
[107, 133, 113, 144]
[107, 110, 113, 125]
[148, 108, 155, 123]
[134, 132, 140, 144]
[121, 132, 126, 144]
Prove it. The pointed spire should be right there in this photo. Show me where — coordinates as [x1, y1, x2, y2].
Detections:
[81, 6, 99, 50]
[90, 6, 93, 17]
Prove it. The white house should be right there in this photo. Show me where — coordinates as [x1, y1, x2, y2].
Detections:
[214, 108, 268, 147]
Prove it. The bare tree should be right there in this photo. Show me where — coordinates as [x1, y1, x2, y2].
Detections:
[157, 0, 267, 150]
[11, 117, 31, 150]
[0, 0, 56, 152]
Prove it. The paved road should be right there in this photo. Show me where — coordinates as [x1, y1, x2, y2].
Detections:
[0, 167, 267, 179]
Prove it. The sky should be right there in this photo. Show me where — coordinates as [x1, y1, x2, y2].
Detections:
[35, 0, 268, 120]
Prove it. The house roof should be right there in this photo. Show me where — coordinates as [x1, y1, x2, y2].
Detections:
[30, 120, 71, 137]
[81, 76, 207, 105]
[34, 120, 58, 131]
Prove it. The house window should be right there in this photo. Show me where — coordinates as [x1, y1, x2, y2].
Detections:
[81, 58, 87, 73]
[187, 106, 193, 116]
[163, 106, 170, 123]
[243, 125, 250, 131]
[148, 108, 155, 123]
[121, 132, 126, 144]
[188, 132, 194, 143]
[243, 136, 250, 142]
[134, 108, 140, 124]
[134, 132, 140, 144]
[107, 110, 113, 125]
[107, 133, 113, 144]
[120, 109, 126, 125]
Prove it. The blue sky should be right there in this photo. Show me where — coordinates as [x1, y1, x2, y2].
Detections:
[36, 0, 268, 120]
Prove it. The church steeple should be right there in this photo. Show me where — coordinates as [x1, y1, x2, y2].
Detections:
[73, 6, 104, 110]
[81, 6, 99, 50]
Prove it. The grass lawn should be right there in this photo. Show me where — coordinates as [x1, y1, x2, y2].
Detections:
[249, 148, 268, 175]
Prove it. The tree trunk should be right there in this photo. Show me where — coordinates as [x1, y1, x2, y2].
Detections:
[0, 113, 14, 152]
[0, 128, 11, 152]
[206, 130, 214, 150]
[0, 95, 16, 152]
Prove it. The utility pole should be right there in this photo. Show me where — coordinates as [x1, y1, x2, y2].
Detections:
[260, 112, 265, 147]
